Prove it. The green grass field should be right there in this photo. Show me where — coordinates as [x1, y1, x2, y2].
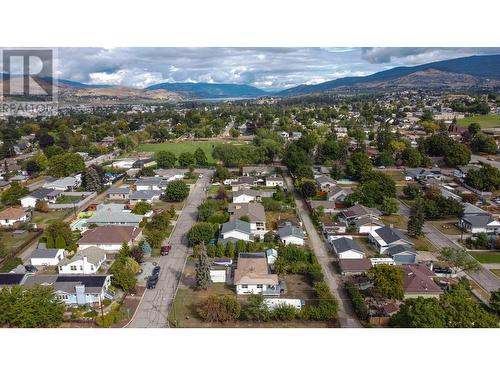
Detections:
[457, 114, 500, 129]
[469, 251, 500, 264]
[136, 140, 243, 164]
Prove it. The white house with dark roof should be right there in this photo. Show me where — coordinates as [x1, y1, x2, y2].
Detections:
[20, 188, 61, 208]
[219, 220, 253, 246]
[265, 176, 285, 188]
[278, 225, 305, 246]
[387, 244, 417, 264]
[58, 247, 106, 274]
[369, 226, 413, 254]
[43, 176, 80, 191]
[458, 203, 500, 233]
[315, 175, 336, 192]
[106, 187, 131, 200]
[330, 237, 364, 259]
[29, 246, 65, 266]
[129, 190, 161, 204]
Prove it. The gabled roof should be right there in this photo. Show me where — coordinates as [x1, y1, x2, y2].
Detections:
[234, 252, 278, 285]
[0, 273, 26, 286]
[315, 175, 336, 185]
[342, 204, 381, 220]
[331, 237, 363, 254]
[58, 246, 106, 267]
[462, 214, 496, 227]
[0, 207, 27, 220]
[278, 225, 304, 239]
[398, 264, 443, 295]
[78, 226, 142, 245]
[374, 226, 412, 245]
[129, 190, 160, 200]
[339, 258, 372, 273]
[107, 187, 130, 194]
[228, 202, 266, 222]
[387, 244, 416, 256]
[221, 220, 252, 235]
[22, 274, 110, 294]
[354, 216, 384, 227]
[30, 247, 64, 259]
[28, 188, 58, 199]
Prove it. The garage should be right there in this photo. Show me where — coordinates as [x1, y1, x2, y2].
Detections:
[210, 267, 227, 283]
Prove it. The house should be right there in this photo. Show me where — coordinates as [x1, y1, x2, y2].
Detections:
[321, 220, 347, 236]
[22, 274, 113, 306]
[129, 190, 161, 205]
[43, 176, 80, 191]
[309, 200, 338, 214]
[278, 225, 305, 246]
[135, 177, 168, 191]
[87, 204, 143, 227]
[266, 248, 278, 265]
[58, 247, 106, 274]
[234, 252, 280, 295]
[277, 218, 301, 229]
[0, 207, 30, 227]
[339, 258, 372, 276]
[242, 166, 275, 177]
[453, 165, 480, 179]
[326, 186, 353, 202]
[265, 176, 285, 188]
[78, 225, 143, 253]
[231, 176, 256, 191]
[387, 244, 417, 264]
[354, 217, 385, 234]
[340, 204, 381, 223]
[20, 188, 61, 208]
[0, 180, 11, 191]
[228, 202, 267, 236]
[106, 187, 131, 200]
[330, 237, 365, 259]
[219, 220, 253, 246]
[398, 264, 444, 299]
[405, 168, 442, 181]
[458, 203, 500, 233]
[315, 175, 336, 192]
[369, 226, 413, 254]
[29, 246, 65, 266]
[232, 188, 273, 203]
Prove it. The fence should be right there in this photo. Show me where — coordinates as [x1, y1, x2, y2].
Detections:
[48, 192, 97, 210]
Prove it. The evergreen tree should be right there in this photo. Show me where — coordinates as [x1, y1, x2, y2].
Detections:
[55, 234, 66, 249]
[226, 242, 235, 259]
[82, 165, 103, 192]
[46, 234, 55, 248]
[216, 243, 225, 257]
[195, 244, 212, 290]
[142, 240, 152, 256]
[407, 199, 425, 237]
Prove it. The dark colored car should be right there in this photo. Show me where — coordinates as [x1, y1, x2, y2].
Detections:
[25, 265, 38, 273]
[161, 244, 171, 255]
[147, 274, 159, 289]
[152, 266, 161, 276]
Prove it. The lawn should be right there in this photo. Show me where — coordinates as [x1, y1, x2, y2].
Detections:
[430, 220, 462, 236]
[490, 269, 500, 278]
[265, 210, 298, 230]
[380, 170, 405, 182]
[457, 114, 500, 129]
[469, 251, 500, 264]
[355, 236, 379, 258]
[381, 215, 407, 230]
[413, 236, 438, 252]
[136, 140, 244, 164]
[32, 209, 72, 227]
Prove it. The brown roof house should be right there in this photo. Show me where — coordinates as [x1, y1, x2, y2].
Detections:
[78, 225, 142, 253]
[398, 264, 444, 299]
[0, 207, 31, 227]
[228, 202, 267, 236]
[234, 252, 280, 295]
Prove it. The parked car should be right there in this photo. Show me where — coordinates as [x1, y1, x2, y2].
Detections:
[25, 265, 38, 273]
[377, 165, 386, 169]
[152, 265, 161, 276]
[161, 244, 171, 255]
[147, 274, 159, 289]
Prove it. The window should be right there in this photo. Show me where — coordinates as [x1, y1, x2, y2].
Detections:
[257, 284, 263, 288]
[242, 284, 248, 288]
[79, 265, 83, 271]
[90, 265, 94, 271]
[70, 265, 77, 271]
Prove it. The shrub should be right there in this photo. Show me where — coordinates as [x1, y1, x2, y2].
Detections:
[346, 282, 368, 320]
[272, 304, 298, 321]
[197, 295, 241, 322]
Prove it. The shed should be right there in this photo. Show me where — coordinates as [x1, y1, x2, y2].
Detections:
[210, 267, 228, 283]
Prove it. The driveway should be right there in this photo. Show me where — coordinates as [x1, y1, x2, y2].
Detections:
[284, 175, 361, 328]
[127, 170, 213, 328]
[399, 200, 500, 293]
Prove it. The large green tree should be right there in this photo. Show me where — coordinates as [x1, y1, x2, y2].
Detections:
[368, 265, 404, 300]
[155, 150, 177, 168]
[163, 180, 189, 202]
[195, 244, 212, 290]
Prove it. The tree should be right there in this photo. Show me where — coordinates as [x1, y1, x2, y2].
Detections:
[195, 244, 212, 290]
[368, 265, 404, 300]
[198, 199, 220, 221]
[490, 289, 500, 315]
[45, 221, 73, 248]
[225, 242, 235, 258]
[468, 122, 481, 136]
[470, 133, 498, 154]
[142, 240, 152, 256]
[376, 150, 395, 167]
[438, 247, 480, 273]
[402, 147, 423, 168]
[407, 199, 425, 237]
[0, 285, 64, 328]
[137, 166, 156, 177]
[403, 184, 422, 200]
[131, 201, 152, 215]
[465, 164, 500, 192]
[229, 128, 240, 138]
[300, 179, 317, 198]
[347, 171, 396, 208]
[236, 240, 246, 256]
[82, 165, 104, 192]
[194, 147, 208, 165]
[241, 294, 270, 321]
[178, 152, 195, 167]
[213, 165, 231, 182]
[390, 297, 447, 328]
[47, 152, 85, 177]
[380, 197, 399, 215]
[109, 250, 138, 293]
[443, 142, 471, 167]
[1, 182, 29, 206]
[34, 199, 49, 212]
[346, 152, 372, 180]
[155, 150, 177, 168]
[187, 222, 215, 246]
[54, 234, 66, 249]
[197, 295, 241, 322]
[163, 180, 189, 202]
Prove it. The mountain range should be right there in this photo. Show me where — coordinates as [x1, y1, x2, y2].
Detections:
[2, 54, 499, 101]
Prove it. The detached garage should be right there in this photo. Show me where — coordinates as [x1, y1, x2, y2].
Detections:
[388, 245, 417, 264]
[210, 267, 228, 283]
[30, 247, 65, 266]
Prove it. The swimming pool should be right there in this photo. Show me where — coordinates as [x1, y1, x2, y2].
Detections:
[71, 218, 89, 232]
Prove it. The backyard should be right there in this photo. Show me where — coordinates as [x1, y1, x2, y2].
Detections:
[469, 251, 500, 264]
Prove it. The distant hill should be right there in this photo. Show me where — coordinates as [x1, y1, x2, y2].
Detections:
[278, 54, 500, 96]
[145, 82, 268, 98]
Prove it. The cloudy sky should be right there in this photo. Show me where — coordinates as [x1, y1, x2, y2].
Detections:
[52, 47, 500, 90]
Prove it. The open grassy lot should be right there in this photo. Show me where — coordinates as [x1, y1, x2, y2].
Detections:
[413, 236, 438, 252]
[381, 215, 407, 230]
[429, 220, 462, 236]
[32, 209, 72, 227]
[380, 170, 405, 182]
[469, 251, 500, 264]
[265, 210, 298, 230]
[457, 114, 500, 129]
[137, 140, 244, 164]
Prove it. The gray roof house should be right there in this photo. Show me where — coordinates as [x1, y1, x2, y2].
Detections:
[459, 203, 500, 234]
[278, 225, 305, 245]
[387, 244, 417, 264]
[341, 204, 382, 222]
[219, 220, 253, 245]
[330, 237, 364, 259]
[106, 187, 131, 200]
[129, 189, 161, 203]
[315, 175, 336, 192]
[87, 204, 143, 227]
[369, 226, 413, 254]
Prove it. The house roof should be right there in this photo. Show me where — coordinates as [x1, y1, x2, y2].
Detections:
[135, 177, 167, 187]
[78, 226, 142, 245]
[398, 264, 443, 295]
[58, 246, 106, 267]
[342, 204, 381, 220]
[462, 202, 489, 216]
[22, 274, 110, 294]
[277, 218, 301, 228]
[339, 258, 372, 273]
[228, 202, 266, 222]
[331, 237, 363, 254]
[316, 175, 336, 185]
[327, 186, 352, 200]
[0, 207, 27, 220]
[234, 252, 279, 285]
[233, 188, 260, 198]
[221, 220, 252, 235]
[129, 190, 160, 200]
[0, 273, 26, 286]
[30, 247, 64, 259]
[28, 188, 58, 200]
[107, 187, 130, 194]
[278, 225, 304, 239]
[44, 176, 78, 189]
[387, 244, 416, 256]
[87, 206, 143, 225]
[374, 226, 412, 245]
[310, 200, 338, 210]
[354, 216, 385, 227]
[231, 176, 255, 186]
[462, 214, 495, 227]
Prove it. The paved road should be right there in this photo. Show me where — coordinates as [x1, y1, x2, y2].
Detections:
[399, 201, 500, 293]
[127, 170, 213, 328]
[471, 154, 500, 169]
[284, 175, 361, 328]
